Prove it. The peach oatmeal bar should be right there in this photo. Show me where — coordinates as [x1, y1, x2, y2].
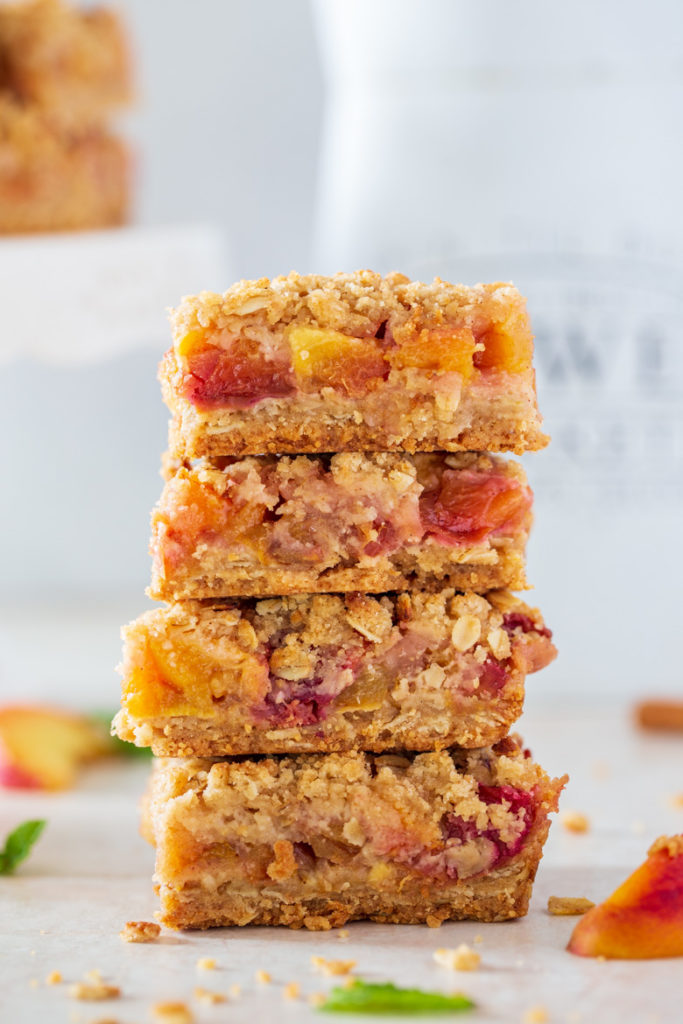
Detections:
[114, 589, 556, 756]
[145, 736, 566, 929]
[161, 271, 548, 457]
[150, 452, 532, 600]
[0, 97, 128, 233]
[0, 0, 130, 129]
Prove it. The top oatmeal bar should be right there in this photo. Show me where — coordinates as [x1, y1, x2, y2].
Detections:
[161, 271, 548, 457]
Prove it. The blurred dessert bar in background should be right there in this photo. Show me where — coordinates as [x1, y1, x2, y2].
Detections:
[0, 0, 130, 233]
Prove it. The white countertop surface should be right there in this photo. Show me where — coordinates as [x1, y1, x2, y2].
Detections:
[1, 703, 681, 1024]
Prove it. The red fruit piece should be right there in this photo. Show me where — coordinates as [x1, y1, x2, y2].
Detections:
[503, 611, 552, 639]
[182, 344, 295, 409]
[420, 470, 531, 546]
[568, 835, 683, 959]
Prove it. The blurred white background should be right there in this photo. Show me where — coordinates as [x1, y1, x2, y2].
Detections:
[0, 0, 681, 708]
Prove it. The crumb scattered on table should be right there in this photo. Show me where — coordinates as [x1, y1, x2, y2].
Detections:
[523, 1006, 549, 1023]
[151, 1002, 194, 1024]
[433, 945, 481, 971]
[547, 896, 595, 916]
[68, 982, 120, 1001]
[561, 811, 589, 833]
[45, 970, 62, 985]
[120, 920, 161, 943]
[282, 982, 300, 1000]
[309, 992, 326, 1007]
[311, 956, 357, 976]
[195, 957, 216, 971]
[229, 983, 242, 998]
[193, 986, 226, 1005]
[255, 970, 271, 984]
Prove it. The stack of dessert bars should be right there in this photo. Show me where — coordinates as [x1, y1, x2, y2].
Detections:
[0, 0, 130, 234]
[115, 271, 566, 931]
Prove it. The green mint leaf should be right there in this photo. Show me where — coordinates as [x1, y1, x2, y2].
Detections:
[0, 820, 46, 875]
[318, 980, 475, 1014]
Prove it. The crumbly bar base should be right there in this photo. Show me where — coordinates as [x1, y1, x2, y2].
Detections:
[148, 743, 565, 930]
[116, 589, 555, 755]
[156, 840, 548, 930]
[115, 694, 524, 757]
[150, 545, 526, 601]
[164, 368, 547, 458]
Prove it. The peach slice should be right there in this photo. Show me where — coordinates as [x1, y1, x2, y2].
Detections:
[288, 326, 388, 393]
[0, 705, 110, 791]
[567, 835, 683, 959]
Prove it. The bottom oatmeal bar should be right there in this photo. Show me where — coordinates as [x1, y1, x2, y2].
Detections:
[146, 738, 566, 930]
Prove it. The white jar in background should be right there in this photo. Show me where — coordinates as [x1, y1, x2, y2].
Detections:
[312, 0, 683, 698]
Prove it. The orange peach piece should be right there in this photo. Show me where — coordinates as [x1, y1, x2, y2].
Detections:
[567, 835, 683, 959]
[0, 705, 110, 791]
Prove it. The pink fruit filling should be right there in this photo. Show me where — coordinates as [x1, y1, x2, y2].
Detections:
[155, 457, 531, 580]
[503, 611, 553, 639]
[438, 783, 535, 872]
[182, 347, 295, 410]
[419, 470, 532, 547]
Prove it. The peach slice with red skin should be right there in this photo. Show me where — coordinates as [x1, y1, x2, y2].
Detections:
[0, 705, 110, 791]
[567, 835, 683, 959]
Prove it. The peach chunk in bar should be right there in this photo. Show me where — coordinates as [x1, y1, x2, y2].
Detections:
[144, 737, 566, 930]
[114, 589, 556, 757]
[161, 271, 548, 458]
[150, 452, 533, 600]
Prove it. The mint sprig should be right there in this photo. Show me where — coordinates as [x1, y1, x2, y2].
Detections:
[0, 820, 46, 874]
[318, 979, 475, 1014]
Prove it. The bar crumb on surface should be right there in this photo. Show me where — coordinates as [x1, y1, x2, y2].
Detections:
[282, 982, 300, 1000]
[68, 981, 120, 1001]
[151, 1002, 194, 1024]
[195, 957, 216, 970]
[547, 896, 595, 916]
[433, 944, 481, 971]
[311, 956, 357, 976]
[193, 986, 226, 1005]
[523, 1006, 550, 1024]
[45, 970, 62, 985]
[561, 810, 590, 833]
[255, 970, 271, 984]
[120, 920, 161, 943]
